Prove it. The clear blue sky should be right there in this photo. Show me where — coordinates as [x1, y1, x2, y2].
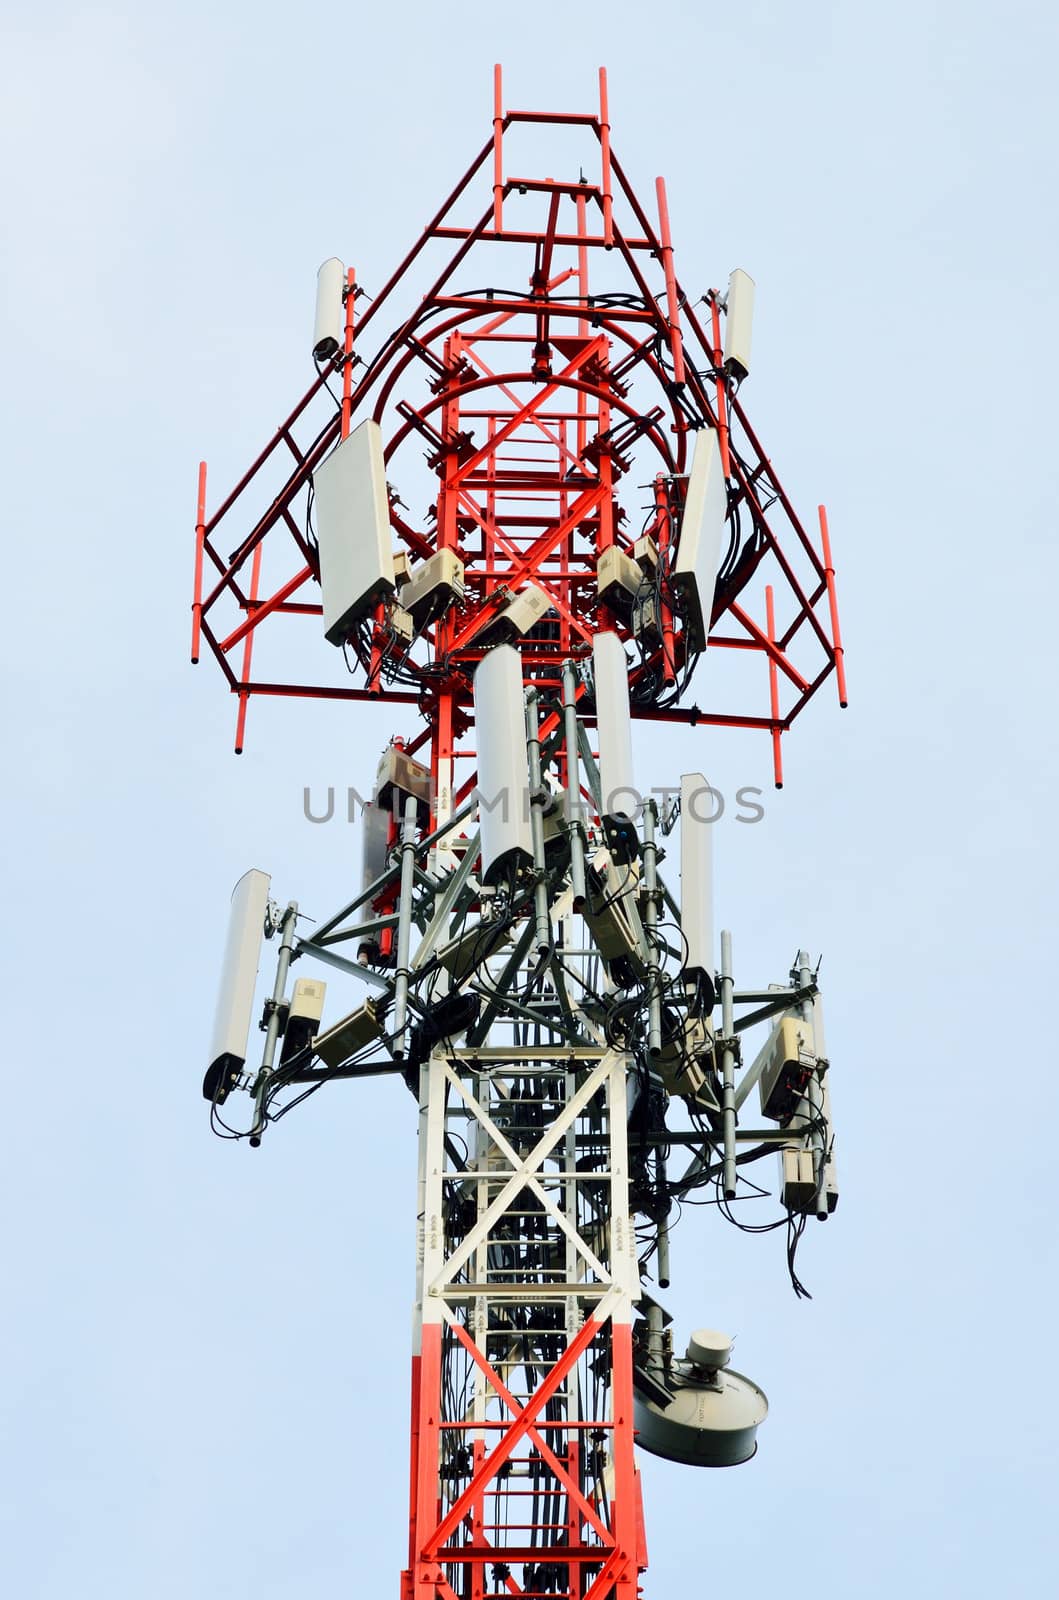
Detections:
[3, 2, 1057, 1595]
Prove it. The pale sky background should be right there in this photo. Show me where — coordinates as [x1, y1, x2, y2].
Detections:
[3, 2, 1057, 1595]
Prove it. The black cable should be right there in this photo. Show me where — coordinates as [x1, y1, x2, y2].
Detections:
[311, 355, 344, 413]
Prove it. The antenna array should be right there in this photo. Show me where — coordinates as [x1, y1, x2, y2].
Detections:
[193, 67, 846, 1600]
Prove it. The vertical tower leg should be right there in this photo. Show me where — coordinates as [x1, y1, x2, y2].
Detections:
[404, 1048, 645, 1600]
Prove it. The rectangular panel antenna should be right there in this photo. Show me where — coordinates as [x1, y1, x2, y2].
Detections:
[205, 868, 272, 1102]
[672, 428, 728, 652]
[313, 419, 395, 645]
[679, 772, 713, 981]
[593, 632, 636, 839]
[723, 268, 755, 378]
[473, 645, 533, 883]
[360, 800, 391, 892]
[313, 258, 346, 361]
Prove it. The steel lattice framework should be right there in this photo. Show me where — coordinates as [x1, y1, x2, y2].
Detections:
[192, 67, 845, 779]
[194, 68, 845, 1600]
[411, 1046, 644, 1600]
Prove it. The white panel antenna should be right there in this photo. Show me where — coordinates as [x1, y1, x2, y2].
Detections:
[811, 992, 839, 1214]
[723, 268, 755, 379]
[473, 645, 533, 883]
[360, 800, 391, 891]
[680, 772, 714, 984]
[313, 419, 396, 644]
[313, 257, 346, 361]
[357, 800, 393, 963]
[672, 428, 728, 652]
[593, 631, 637, 839]
[205, 868, 272, 1103]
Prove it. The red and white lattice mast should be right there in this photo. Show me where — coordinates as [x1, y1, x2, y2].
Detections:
[194, 68, 846, 1600]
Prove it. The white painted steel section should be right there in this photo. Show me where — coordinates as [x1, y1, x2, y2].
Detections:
[679, 772, 714, 978]
[208, 869, 271, 1079]
[472, 645, 533, 882]
[605, 1048, 639, 1312]
[593, 632, 636, 819]
[430, 1055, 619, 1292]
[417, 1053, 451, 1329]
[312, 257, 346, 360]
[723, 268, 755, 377]
[673, 428, 728, 651]
[313, 420, 395, 644]
[418, 1050, 635, 1316]
[440, 1065, 609, 1282]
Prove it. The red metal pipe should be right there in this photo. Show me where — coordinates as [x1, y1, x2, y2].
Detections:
[655, 475, 676, 684]
[439, 1418, 614, 1431]
[235, 681, 420, 705]
[424, 1315, 613, 1556]
[727, 600, 810, 692]
[818, 504, 848, 706]
[383, 368, 674, 483]
[367, 600, 386, 693]
[599, 67, 614, 247]
[655, 177, 685, 385]
[506, 110, 598, 126]
[193, 77, 842, 793]
[433, 225, 654, 249]
[204, 369, 333, 535]
[202, 411, 343, 609]
[352, 137, 495, 348]
[405, 1353, 422, 1578]
[766, 584, 783, 788]
[218, 564, 313, 653]
[234, 539, 262, 753]
[726, 387, 827, 580]
[453, 338, 606, 478]
[341, 267, 356, 439]
[492, 64, 504, 232]
[709, 295, 732, 478]
[610, 1323, 645, 1596]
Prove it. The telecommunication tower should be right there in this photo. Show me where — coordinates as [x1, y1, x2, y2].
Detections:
[193, 68, 846, 1600]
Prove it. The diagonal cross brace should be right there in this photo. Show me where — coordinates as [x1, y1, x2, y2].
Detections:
[444, 1314, 612, 1545]
[450, 338, 607, 483]
[439, 1063, 609, 1282]
[430, 1056, 618, 1290]
[424, 1285, 621, 1554]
